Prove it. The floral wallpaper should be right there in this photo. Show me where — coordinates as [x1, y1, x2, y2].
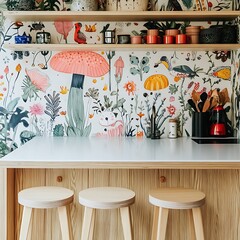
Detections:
[0, 0, 239, 158]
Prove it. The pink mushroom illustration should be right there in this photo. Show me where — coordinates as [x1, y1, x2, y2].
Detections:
[50, 51, 109, 136]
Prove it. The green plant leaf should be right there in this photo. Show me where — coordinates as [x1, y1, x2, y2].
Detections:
[7, 97, 20, 112]
[130, 67, 140, 75]
[143, 65, 150, 73]
[140, 56, 149, 67]
[130, 55, 139, 65]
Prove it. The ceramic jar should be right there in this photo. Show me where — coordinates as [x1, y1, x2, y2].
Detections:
[15, 32, 32, 44]
[117, 34, 131, 44]
[165, 29, 179, 36]
[199, 28, 221, 44]
[71, 0, 98, 11]
[146, 29, 159, 44]
[147, 35, 157, 44]
[36, 31, 51, 44]
[147, 29, 159, 36]
[210, 25, 238, 43]
[175, 34, 187, 44]
[168, 118, 177, 138]
[163, 35, 174, 44]
[186, 26, 201, 44]
[106, 0, 148, 11]
[131, 36, 142, 44]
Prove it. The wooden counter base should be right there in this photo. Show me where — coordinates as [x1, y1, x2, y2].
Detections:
[3, 168, 240, 240]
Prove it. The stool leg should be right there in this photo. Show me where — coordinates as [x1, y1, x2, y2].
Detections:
[151, 206, 159, 240]
[120, 206, 133, 240]
[192, 207, 205, 240]
[19, 206, 32, 240]
[81, 207, 95, 240]
[58, 205, 73, 240]
[151, 207, 169, 240]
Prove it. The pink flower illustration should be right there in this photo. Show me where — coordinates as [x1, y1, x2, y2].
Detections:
[30, 103, 44, 116]
[114, 57, 124, 78]
[25, 68, 50, 92]
[54, 21, 74, 43]
[167, 104, 176, 116]
[4, 66, 9, 74]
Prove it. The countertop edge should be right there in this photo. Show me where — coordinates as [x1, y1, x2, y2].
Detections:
[1, 161, 240, 169]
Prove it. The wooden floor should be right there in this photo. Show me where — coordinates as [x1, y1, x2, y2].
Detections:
[6, 169, 240, 239]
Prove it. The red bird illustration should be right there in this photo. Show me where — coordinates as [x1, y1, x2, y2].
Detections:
[74, 22, 87, 44]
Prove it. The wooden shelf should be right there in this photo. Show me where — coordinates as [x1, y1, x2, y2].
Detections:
[3, 43, 240, 51]
[3, 10, 240, 22]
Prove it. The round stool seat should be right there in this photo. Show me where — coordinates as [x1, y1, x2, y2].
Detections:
[149, 188, 205, 209]
[79, 187, 135, 209]
[18, 186, 74, 209]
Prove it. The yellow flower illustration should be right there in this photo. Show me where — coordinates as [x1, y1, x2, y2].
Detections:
[103, 84, 108, 91]
[16, 64, 22, 73]
[60, 86, 69, 94]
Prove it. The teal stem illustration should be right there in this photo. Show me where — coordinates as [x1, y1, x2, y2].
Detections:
[106, 51, 115, 91]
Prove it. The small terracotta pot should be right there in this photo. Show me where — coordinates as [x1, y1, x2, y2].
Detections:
[163, 35, 175, 44]
[186, 34, 199, 44]
[165, 29, 179, 36]
[131, 36, 142, 44]
[146, 35, 157, 44]
[147, 29, 159, 36]
[175, 34, 187, 44]
[186, 26, 201, 31]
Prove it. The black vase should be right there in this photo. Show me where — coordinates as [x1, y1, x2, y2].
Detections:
[192, 112, 210, 138]
[210, 25, 238, 43]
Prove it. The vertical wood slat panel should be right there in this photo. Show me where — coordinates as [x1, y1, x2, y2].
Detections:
[7, 169, 15, 240]
[0, 169, 7, 240]
[14, 169, 240, 240]
[15, 169, 46, 240]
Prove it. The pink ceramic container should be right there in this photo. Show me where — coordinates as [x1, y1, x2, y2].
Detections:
[131, 36, 142, 44]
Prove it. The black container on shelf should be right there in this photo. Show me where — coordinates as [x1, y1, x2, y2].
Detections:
[210, 25, 238, 43]
[221, 25, 238, 43]
[192, 112, 210, 138]
[199, 27, 221, 44]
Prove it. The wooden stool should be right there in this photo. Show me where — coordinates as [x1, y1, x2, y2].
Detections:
[79, 187, 135, 240]
[18, 186, 74, 240]
[149, 188, 205, 240]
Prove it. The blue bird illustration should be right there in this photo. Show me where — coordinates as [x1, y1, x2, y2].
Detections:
[154, 56, 202, 81]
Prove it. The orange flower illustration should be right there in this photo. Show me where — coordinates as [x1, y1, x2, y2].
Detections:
[60, 111, 66, 116]
[123, 81, 136, 95]
[137, 112, 145, 118]
[136, 131, 144, 137]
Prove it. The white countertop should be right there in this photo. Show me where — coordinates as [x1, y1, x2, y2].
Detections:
[1, 136, 240, 169]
